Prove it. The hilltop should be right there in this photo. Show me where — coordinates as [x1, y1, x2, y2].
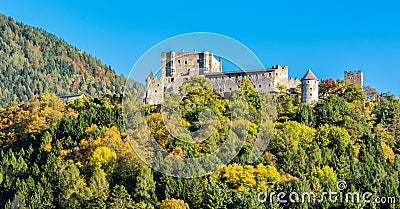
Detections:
[0, 14, 126, 106]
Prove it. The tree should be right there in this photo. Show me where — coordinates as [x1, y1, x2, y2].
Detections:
[310, 165, 338, 185]
[319, 78, 340, 99]
[160, 198, 190, 209]
[85, 169, 109, 208]
[60, 164, 85, 208]
[212, 163, 282, 195]
[201, 178, 232, 209]
[90, 146, 118, 174]
[364, 85, 379, 101]
[381, 141, 395, 164]
[133, 166, 156, 207]
[294, 103, 316, 127]
[339, 83, 365, 103]
[314, 95, 351, 126]
[179, 76, 212, 96]
[107, 184, 135, 209]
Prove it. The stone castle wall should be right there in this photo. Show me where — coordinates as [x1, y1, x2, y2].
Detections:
[344, 70, 363, 87]
[145, 51, 368, 105]
[205, 65, 300, 94]
[145, 73, 164, 105]
[162, 50, 222, 78]
[145, 55, 302, 104]
[144, 51, 355, 105]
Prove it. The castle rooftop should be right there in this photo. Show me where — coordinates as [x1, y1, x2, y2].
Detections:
[302, 69, 318, 80]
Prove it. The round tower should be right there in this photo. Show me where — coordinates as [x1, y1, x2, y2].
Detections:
[301, 69, 319, 104]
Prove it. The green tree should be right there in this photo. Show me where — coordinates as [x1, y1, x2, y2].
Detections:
[294, 103, 316, 127]
[201, 178, 232, 209]
[107, 184, 135, 209]
[314, 95, 351, 126]
[133, 166, 157, 207]
[85, 169, 109, 209]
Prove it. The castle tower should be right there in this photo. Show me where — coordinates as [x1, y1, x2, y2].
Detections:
[145, 72, 164, 105]
[301, 69, 319, 104]
[344, 70, 363, 87]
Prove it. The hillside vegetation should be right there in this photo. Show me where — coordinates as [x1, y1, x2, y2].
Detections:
[0, 14, 126, 106]
[0, 13, 399, 209]
[0, 76, 399, 208]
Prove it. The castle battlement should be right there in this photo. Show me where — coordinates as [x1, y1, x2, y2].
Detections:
[344, 70, 363, 87]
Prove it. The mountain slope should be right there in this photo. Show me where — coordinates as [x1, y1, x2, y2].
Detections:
[0, 14, 126, 106]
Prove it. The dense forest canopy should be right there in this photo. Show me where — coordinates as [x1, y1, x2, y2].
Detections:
[0, 76, 399, 208]
[0, 14, 126, 106]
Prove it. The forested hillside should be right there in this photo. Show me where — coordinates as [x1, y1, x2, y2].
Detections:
[0, 76, 399, 208]
[0, 12, 399, 209]
[0, 14, 126, 106]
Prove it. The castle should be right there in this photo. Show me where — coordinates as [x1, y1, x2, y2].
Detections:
[344, 70, 363, 87]
[145, 50, 363, 105]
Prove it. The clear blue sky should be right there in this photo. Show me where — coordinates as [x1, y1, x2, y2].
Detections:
[1, 0, 399, 96]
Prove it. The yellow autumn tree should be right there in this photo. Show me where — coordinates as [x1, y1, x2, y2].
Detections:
[0, 93, 65, 144]
[160, 198, 190, 209]
[90, 146, 117, 174]
[214, 163, 283, 195]
[381, 141, 395, 164]
[254, 164, 283, 192]
[273, 121, 316, 151]
[26, 114, 48, 134]
[311, 165, 338, 184]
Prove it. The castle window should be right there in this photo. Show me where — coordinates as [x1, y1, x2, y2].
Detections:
[171, 78, 174, 82]
[269, 73, 271, 77]
[229, 88, 232, 91]
[155, 90, 157, 93]
[310, 88, 312, 90]
[259, 85, 262, 88]
[185, 61, 187, 64]
[307, 81, 309, 83]
[310, 93, 312, 96]
[178, 60, 181, 64]
[276, 73, 278, 76]
[157, 84, 160, 86]
[197, 59, 199, 63]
